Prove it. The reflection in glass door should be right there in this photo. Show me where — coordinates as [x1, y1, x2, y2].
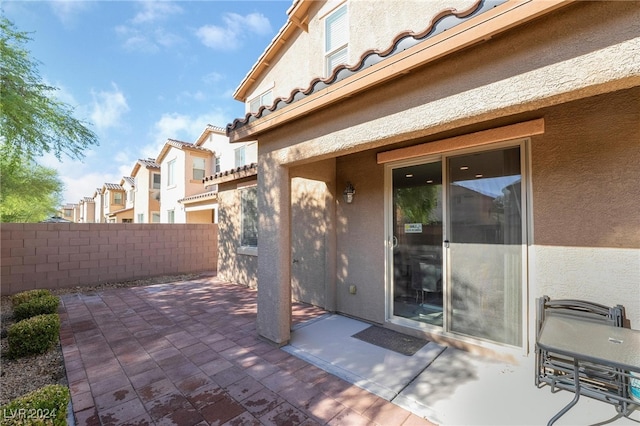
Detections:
[392, 161, 444, 327]
[447, 147, 523, 346]
[389, 145, 525, 347]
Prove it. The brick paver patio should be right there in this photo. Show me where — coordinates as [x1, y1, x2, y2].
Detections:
[59, 274, 435, 425]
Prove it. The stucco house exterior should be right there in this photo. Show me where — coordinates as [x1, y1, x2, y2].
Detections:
[78, 197, 95, 223]
[92, 188, 104, 223]
[222, 0, 640, 362]
[101, 182, 128, 223]
[156, 139, 216, 223]
[131, 158, 161, 223]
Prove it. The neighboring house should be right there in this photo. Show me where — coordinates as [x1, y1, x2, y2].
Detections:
[223, 0, 640, 363]
[60, 204, 77, 223]
[101, 182, 128, 223]
[92, 188, 105, 223]
[157, 139, 214, 223]
[131, 158, 161, 223]
[78, 197, 95, 223]
[182, 125, 258, 224]
[106, 177, 135, 223]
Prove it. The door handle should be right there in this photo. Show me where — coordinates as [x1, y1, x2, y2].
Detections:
[444, 240, 450, 248]
[392, 236, 398, 248]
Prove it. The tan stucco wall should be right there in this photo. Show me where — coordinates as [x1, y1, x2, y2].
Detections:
[250, 1, 640, 345]
[186, 209, 214, 224]
[1, 223, 218, 295]
[217, 182, 258, 288]
[335, 151, 386, 323]
[246, 0, 478, 104]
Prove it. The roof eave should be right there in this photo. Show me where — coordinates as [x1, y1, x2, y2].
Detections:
[228, 0, 574, 142]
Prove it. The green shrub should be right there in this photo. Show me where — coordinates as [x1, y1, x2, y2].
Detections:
[7, 314, 60, 359]
[13, 295, 60, 322]
[0, 384, 70, 426]
[11, 289, 52, 308]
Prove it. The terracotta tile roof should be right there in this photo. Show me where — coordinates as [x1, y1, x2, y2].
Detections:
[203, 163, 258, 185]
[157, 139, 213, 163]
[226, 0, 503, 134]
[103, 183, 123, 191]
[81, 197, 94, 203]
[122, 176, 135, 187]
[179, 191, 218, 204]
[138, 158, 160, 169]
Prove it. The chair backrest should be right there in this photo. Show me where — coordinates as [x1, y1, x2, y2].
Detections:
[537, 295, 626, 338]
[412, 258, 442, 292]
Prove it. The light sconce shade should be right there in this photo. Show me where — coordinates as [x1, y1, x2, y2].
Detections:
[343, 182, 355, 204]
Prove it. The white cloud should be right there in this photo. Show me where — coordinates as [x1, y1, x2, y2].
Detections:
[196, 12, 272, 51]
[132, 1, 183, 25]
[203, 71, 224, 85]
[142, 109, 229, 160]
[90, 83, 130, 131]
[48, 0, 91, 26]
[116, 25, 184, 53]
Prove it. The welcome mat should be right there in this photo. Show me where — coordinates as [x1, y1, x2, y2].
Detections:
[352, 326, 429, 356]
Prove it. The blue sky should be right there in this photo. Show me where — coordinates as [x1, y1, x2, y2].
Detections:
[2, 0, 290, 204]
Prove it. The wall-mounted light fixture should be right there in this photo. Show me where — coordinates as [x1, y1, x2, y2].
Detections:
[343, 182, 355, 204]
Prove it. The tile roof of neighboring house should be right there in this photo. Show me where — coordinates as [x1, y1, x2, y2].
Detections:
[81, 197, 94, 203]
[227, 0, 504, 134]
[203, 163, 258, 185]
[156, 139, 214, 163]
[122, 176, 135, 187]
[195, 124, 226, 146]
[179, 191, 218, 204]
[103, 183, 123, 191]
[108, 207, 133, 216]
[138, 158, 160, 168]
[131, 158, 160, 178]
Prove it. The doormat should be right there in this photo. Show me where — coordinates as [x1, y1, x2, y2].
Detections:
[351, 326, 428, 356]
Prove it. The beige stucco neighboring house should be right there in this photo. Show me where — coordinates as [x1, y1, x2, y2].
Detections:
[60, 203, 77, 223]
[156, 139, 214, 223]
[92, 188, 105, 223]
[101, 182, 128, 223]
[131, 158, 161, 223]
[223, 0, 640, 362]
[106, 177, 134, 223]
[78, 197, 95, 223]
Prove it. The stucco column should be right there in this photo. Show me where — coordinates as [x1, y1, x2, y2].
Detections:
[257, 153, 291, 345]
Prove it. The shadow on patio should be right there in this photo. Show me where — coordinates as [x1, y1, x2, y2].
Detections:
[59, 273, 434, 425]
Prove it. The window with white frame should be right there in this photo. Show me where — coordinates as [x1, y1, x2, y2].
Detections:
[249, 90, 273, 114]
[324, 4, 348, 77]
[113, 192, 123, 205]
[137, 213, 144, 223]
[214, 156, 221, 173]
[240, 185, 258, 247]
[152, 212, 160, 223]
[192, 157, 206, 180]
[167, 159, 175, 186]
[234, 146, 246, 168]
[152, 173, 161, 189]
[167, 209, 175, 223]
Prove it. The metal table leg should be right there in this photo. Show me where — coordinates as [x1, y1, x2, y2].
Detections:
[548, 359, 581, 426]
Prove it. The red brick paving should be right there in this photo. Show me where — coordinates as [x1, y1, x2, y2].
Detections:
[59, 275, 436, 425]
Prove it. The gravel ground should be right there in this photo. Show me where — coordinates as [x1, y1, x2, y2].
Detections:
[0, 273, 200, 406]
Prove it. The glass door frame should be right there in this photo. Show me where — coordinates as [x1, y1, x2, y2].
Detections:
[384, 138, 530, 351]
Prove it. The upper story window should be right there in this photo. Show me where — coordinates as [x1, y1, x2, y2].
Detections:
[113, 192, 123, 205]
[152, 173, 161, 189]
[167, 159, 176, 186]
[234, 142, 257, 168]
[214, 156, 221, 173]
[249, 90, 273, 114]
[167, 209, 175, 224]
[325, 4, 348, 77]
[128, 189, 135, 203]
[192, 157, 206, 180]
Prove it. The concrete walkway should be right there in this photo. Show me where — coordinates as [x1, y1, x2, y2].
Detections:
[59, 275, 434, 425]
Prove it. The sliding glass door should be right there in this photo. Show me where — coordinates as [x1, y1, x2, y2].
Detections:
[389, 144, 525, 347]
[391, 161, 444, 328]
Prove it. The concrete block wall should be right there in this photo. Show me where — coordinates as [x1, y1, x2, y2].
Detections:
[1, 223, 218, 295]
